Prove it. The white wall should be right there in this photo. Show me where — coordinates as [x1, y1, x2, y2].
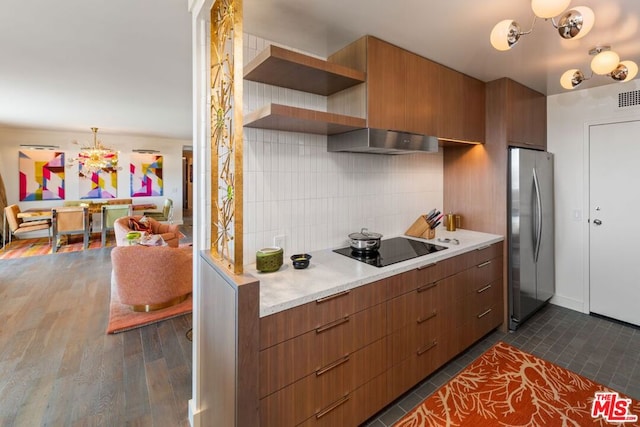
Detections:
[547, 79, 640, 312]
[242, 34, 444, 264]
[0, 126, 189, 223]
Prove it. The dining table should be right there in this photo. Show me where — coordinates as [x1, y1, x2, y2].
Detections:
[7, 202, 159, 237]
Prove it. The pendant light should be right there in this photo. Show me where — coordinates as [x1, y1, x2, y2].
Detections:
[590, 47, 620, 75]
[490, 1, 595, 51]
[560, 46, 639, 90]
[531, 0, 571, 19]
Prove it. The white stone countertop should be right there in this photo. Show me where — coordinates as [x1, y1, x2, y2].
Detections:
[245, 229, 504, 317]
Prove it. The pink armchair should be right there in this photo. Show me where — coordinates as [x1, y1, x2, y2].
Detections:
[111, 245, 192, 312]
[113, 215, 181, 247]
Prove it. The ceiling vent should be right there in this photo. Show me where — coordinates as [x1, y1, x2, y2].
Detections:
[618, 90, 640, 108]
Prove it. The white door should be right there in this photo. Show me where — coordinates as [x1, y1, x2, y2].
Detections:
[589, 120, 640, 326]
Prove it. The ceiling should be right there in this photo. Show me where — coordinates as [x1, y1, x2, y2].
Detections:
[1, 0, 639, 140]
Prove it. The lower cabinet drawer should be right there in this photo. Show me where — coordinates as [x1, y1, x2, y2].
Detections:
[474, 241, 503, 265]
[388, 313, 443, 367]
[387, 279, 441, 334]
[260, 279, 388, 349]
[471, 257, 503, 292]
[461, 278, 502, 323]
[386, 336, 444, 402]
[260, 303, 386, 397]
[457, 302, 503, 351]
[260, 338, 387, 427]
[296, 372, 388, 427]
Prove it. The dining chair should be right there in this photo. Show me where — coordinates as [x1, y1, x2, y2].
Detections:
[143, 198, 174, 223]
[2, 204, 51, 250]
[101, 204, 132, 247]
[51, 206, 90, 253]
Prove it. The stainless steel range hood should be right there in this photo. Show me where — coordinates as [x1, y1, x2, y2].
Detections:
[328, 128, 439, 155]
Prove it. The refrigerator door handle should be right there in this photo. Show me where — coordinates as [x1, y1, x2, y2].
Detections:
[533, 167, 543, 263]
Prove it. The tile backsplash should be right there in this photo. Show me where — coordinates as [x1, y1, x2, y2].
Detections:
[242, 33, 443, 264]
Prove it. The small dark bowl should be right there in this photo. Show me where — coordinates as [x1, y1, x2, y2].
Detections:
[290, 253, 312, 269]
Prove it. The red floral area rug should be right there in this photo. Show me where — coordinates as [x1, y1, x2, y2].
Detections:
[0, 233, 114, 259]
[395, 341, 640, 427]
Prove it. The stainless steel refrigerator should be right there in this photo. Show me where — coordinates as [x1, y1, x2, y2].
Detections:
[508, 148, 555, 330]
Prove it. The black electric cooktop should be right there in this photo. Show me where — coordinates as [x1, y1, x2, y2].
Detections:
[333, 236, 447, 268]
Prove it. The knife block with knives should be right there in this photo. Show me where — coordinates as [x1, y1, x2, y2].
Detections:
[405, 210, 442, 240]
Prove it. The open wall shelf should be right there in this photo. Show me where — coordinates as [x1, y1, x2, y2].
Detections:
[244, 45, 366, 96]
[243, 45, 366, 135]
[244, 103, 366, 135]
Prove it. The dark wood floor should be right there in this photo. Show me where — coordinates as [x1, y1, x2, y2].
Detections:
[0, 240, 192, 426]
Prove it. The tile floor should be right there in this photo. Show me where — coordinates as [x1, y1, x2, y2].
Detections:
[362, 304, 640, 426]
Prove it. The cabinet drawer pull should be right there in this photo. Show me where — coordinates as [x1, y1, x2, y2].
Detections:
[417, 340, 438, 356]
[476, 284, 492, 294]
[315, 316, 350, 334]
[477, 260, 492, 268]
[476, 244, 491, 251]
[315, 394, 350, 419]
[417, 282, 437, 293]
[417, 310, 438, 324]
[477, 308, 492, 319]
[316, 354, 350, 376]
[316, 290, 350, 304]
[418, 262, 436, 270]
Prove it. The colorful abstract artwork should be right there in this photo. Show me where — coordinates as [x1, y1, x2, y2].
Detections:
[19, 150, 65, 201]
[130, 154, 163, 197]
[79, 168, 117, 199]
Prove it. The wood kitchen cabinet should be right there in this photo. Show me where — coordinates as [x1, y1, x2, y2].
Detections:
[386, 243, 502, 401]
[366, 37, 407, 132]
[502, 78, 547, 150]
[258, 242, 503, 426]
[438, 66, 485, 144]
[366, 39, 440, 137]
[443, 78, 546, 331]
[258, 276, 391, 426]
[330, 36, 484, 144]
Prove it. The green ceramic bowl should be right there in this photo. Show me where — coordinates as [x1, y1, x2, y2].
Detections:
[256, 247, 283, 272]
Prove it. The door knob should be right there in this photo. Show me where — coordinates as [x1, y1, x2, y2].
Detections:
[593, 219, 602, 225]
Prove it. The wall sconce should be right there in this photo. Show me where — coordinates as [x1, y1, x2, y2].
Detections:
[560, 46, 639, 89]
[490, 0, 594, 51]
[19, 144, 60, 150]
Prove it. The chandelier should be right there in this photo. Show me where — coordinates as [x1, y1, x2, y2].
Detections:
[490, 0, 594, 51]
[560, 46, 639, 89]
[67, 127, 121, 173]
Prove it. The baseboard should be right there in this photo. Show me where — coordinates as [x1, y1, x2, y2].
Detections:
[188, 399, 200, 427]
[549, 295, 586, 313]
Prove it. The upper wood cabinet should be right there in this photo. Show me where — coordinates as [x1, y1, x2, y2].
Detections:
[366, 37, 406, 132]
[462, 75, 487, 144]
[405, 52, 441, 137]
[366, 39, 440, 137]
[503, 78, 547, 150]
[330, 36, 484, 144]
[438, 67, 485, 144]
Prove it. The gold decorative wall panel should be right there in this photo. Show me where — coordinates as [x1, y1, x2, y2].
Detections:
[211, 0, 243, 273]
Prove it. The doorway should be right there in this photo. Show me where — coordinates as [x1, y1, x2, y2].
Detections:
[182, 147, 193, 217]
[589, 119, 640, 326]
